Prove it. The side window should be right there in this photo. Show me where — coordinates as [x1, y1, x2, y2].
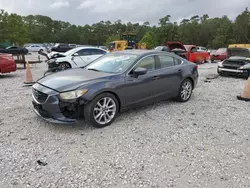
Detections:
[158, 55, 175, 68]
[90, 49, 106, 55]
[174, 57, 182, 65]
[77, 49, 91, 56]
[134, 56, 155, 71]
[59, 44, 68, 48]
[191, 47, 197, 53]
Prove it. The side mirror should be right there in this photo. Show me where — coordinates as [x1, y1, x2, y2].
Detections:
[132, 67, 147, 77]
[73, 52, 79, 56]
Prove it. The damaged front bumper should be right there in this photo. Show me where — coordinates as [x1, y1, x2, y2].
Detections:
[217, 66, 249, 77]
[32, 84, 87, 124]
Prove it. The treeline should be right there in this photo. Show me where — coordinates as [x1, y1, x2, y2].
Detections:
[0, 8, 250, 49]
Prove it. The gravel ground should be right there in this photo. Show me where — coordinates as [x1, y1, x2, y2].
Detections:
[0, 57, 250, 188]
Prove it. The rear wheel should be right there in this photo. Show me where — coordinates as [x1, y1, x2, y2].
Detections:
[176, 79, 193, 102]
[84, 93, 119, 128]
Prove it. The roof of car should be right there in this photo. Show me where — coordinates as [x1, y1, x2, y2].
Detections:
[74, 46, 107, 50]
[111, 49, 173, 56]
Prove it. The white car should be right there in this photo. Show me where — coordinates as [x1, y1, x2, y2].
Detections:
[47, 46, 108, 69]
[25, 44, 46, 52]
[197, 46, 208, 52]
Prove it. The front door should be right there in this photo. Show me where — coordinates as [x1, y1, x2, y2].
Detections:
[123, 55, 159, 106]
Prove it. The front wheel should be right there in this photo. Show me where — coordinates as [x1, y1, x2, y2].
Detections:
[58, 62, 71, 71]
[176, 79, 193, 102]
[84, 93, 119, 128]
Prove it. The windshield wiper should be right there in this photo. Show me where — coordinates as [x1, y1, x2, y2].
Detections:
[87, 68, 101, 72]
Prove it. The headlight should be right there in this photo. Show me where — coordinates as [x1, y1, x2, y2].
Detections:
[218, 61, 224, 67]
[59, 89, 88, 100]
[49, 58, 57, 63]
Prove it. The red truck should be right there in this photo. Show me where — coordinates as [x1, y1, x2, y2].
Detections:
[0, 53, 16, 73]
[184, 45, 210, 64]
[165, 41, 210, 64]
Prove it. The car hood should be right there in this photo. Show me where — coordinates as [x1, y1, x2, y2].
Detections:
[227, 48, 250, 58]
[166, 42, 186, 51]
[227, 56, 250, 60]
[37, 68, 113, 92]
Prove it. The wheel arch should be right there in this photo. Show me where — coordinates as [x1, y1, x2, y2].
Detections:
[90, 90, 122, 112]
[184, 76, 194, 89]
[59, 61, 72, 68]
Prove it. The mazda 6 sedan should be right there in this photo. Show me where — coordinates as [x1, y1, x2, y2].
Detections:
[32, 50, 199, 128]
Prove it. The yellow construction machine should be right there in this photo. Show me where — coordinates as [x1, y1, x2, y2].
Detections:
[108, 32, 146, 52]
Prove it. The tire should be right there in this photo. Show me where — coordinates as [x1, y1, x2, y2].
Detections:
[84, 92, 119, 128]
[176, 79, 193, 102]
[58, 62, 71, 71]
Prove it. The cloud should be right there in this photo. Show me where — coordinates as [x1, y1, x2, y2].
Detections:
[50, 0, 70, 9]
[0, 0, 249, 26]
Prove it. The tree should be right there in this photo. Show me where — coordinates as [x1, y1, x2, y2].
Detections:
[139, 31, 157, 49]
[0, 8, 249, 49]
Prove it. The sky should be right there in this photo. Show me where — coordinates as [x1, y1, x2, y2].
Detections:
[0, 0, 249, 26]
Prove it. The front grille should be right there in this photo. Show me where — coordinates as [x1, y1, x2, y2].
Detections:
[223, 60, 246, 69]
[32, 101, 52, 118]
[32, 88, 48, 103]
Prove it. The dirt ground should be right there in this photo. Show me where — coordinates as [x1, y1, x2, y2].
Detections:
[0, 57, 250, 188]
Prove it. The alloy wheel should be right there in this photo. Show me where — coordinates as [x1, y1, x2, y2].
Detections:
[93, 97, 116, 125]
[180, 80, 192, 101]
[59, 62, 70, 70]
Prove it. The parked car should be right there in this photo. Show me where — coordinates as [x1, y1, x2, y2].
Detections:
[31, 50, 198, 128]
[164, 41, 187, 59]
[163, 42, 210, 64]
[154, 46, 169, 52]
[197, 46, 208, 52]
[0, 53, 16, 73]
[0, 46, 28, 54]
[217, 47, 250, 78]
[25, 44, 46, 52]
[184, 45, 210, 64]
[45, 46, 108, 72]
[50, 43, 74, 53]
[210, 48, 227, 62]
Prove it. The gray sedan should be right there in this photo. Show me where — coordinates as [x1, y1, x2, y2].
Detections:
[32, 50, 199, 128]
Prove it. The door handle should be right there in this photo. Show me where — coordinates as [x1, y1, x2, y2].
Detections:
[152, 76, 160, 80]
[178, 69, 182, 73]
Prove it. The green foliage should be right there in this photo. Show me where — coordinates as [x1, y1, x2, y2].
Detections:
[0, 8, 249, 48]
[139, 31, 157, 49]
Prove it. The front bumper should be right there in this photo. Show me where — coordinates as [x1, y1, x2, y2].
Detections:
[211, 55, 226, 61]
[217, 66, 249, 77]
[31, 84, 81, 124]
[32, 95, 78, 124]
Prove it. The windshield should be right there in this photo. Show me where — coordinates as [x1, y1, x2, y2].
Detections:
[86, 53, 138, 73]
[227, 48, 250, 58]
[216, 48, 226, 53]
[184, 45, 192, 51]
[155, 46, 164, 50]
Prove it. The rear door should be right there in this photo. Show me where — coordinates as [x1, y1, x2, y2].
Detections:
[152, 54, 184, 97]
[87, 49, 107, 61]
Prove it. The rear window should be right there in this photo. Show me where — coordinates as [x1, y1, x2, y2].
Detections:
[227, 48, 250, 58]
